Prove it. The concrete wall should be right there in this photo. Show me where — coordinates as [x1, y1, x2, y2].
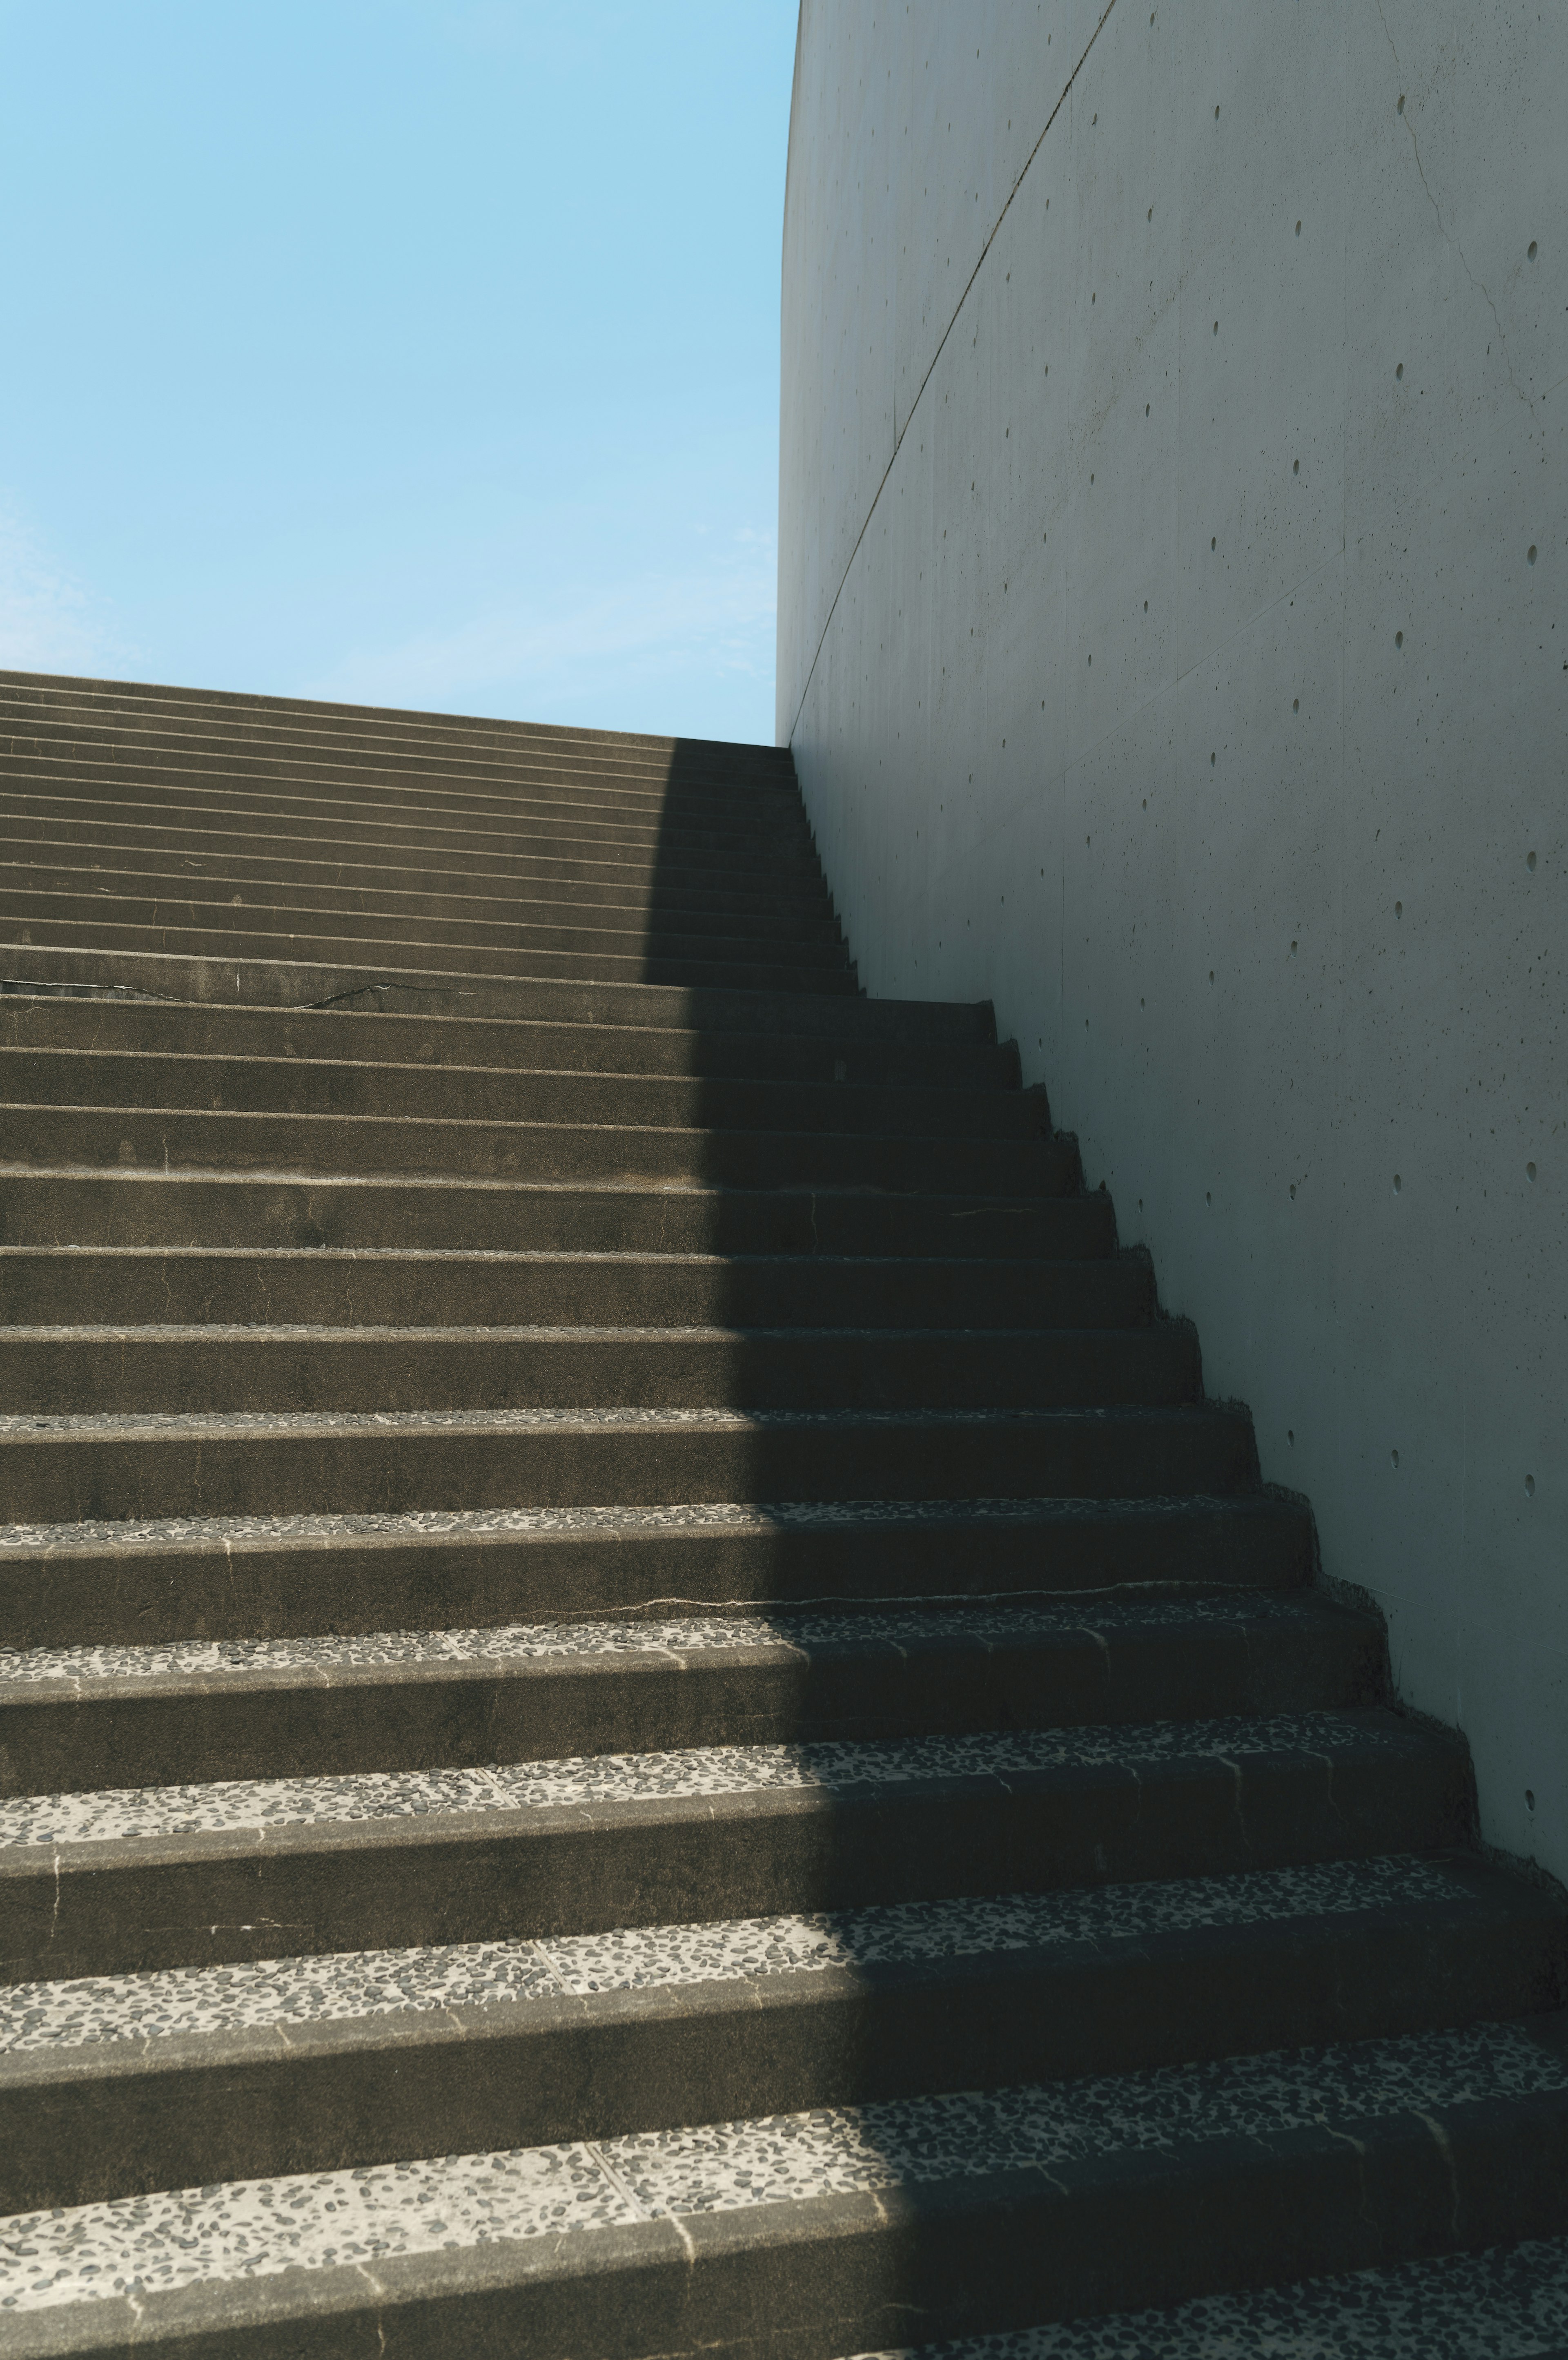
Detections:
[778, 2, 1567, 1876]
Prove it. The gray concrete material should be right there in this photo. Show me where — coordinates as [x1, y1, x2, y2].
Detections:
[0, 1106, 1075, 1196]
[0, 1496, 1315, 1649]
[0, 1046, 1044, 1144]
[0, 1169, 1109, 1259]
[777, 4, 1568, 1889]
[0, 1592, 1381, 1794]
[0, 744, 821, 836]
[0, 1248, 1150, 1333]
[0, 887, 853, 974]
[1, 781, 831, 877]
[0, 861, 850, 949]
[0, 830, 847, 926]
[0, 911, 862, 998]
[0, 809, 843, 913]
[1, 1858, 1559, 2215]
[0, 1854, 1489, 2044]
[0, 728, 807, 812]
[0, 1323, 1202, 1418]
[0, 994, 1021, 1092]
[0, 670, 801, 776]
[0, 943, 1000, 1039]
[0, 1711, 1475, 1982]
[0, 1401, 1261, 1525]
[7, 2019, 1568, 2357]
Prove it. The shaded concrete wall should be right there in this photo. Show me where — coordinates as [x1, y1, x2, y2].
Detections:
[778, 2, 1567, 1876]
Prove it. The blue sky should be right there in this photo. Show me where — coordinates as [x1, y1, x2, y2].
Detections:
[0, 2, 798, 742]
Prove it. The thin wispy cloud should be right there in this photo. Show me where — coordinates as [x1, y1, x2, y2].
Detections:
[311, 533, 776, 722]
[0, 507, 126, 678]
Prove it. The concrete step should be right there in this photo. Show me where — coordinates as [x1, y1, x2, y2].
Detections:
[1, 1856, 1558, 2216]
[9, 2017, 1562, 2360]
[0, 829, 846, 923]
[0, 744, 822, 834]
[0, 1249, 1149, 1330]
[0, 1045, 1042, 1141]
[0, 992, 1022, 1090]
[0, 858, 849, 945]
[1, 781, 831, 877]
[0, 1496, 1316, 1650]
[0, 911, 861, 995]
[0, 1401, 1259, 1524]
[0, 946, 996, 1039]
[0, 884, 852, 971]
[0, 1709, 1473, 1983]
[0, 1168, 1105, 1256]
[0, 1593, 1381, 1795]
[0, 672, 800, 785]
[0, 1106, 1075, 1193]
[0, 812, 843, 914]
[0, 1323, 1202, 1416]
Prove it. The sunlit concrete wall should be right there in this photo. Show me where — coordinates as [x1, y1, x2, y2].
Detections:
[778, 1, 1567, 1876]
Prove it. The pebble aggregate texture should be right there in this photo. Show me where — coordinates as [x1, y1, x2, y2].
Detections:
[851, 2235, 1568, 2357]
[0, 1856, 1466, 2052]
[4, 2024, 1565, 2315]
[0, 1713, 1403, 1847]
[0, 669, 1563, 2358]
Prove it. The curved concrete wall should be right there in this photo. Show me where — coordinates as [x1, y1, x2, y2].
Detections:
[779, 2, 1567, 1875]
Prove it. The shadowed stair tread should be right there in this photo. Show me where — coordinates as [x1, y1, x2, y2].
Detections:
[3, 2021, 1566, 2339]
[843, 2235, 1568, 2359]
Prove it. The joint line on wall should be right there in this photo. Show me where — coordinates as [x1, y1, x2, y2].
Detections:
[787, 0, 1122, 745]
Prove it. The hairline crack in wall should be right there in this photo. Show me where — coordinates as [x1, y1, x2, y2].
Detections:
[776, 0, 1567, 1878]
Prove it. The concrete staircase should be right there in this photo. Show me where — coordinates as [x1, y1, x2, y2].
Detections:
[0, 666, 1564, 2358]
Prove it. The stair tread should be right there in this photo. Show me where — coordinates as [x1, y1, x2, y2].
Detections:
[3, 2019, 1564, 2324]
[0, 1589, 1348, 1690]
[0, 1852, 1513, 2056]
[0, 1709, 1440, 1851]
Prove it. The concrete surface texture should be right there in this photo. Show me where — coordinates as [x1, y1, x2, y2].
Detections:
[778, 0, 1567, 1884]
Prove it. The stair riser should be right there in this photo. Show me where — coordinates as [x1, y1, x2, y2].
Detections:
[0, 1503, 1314, 1649]
[0, 1175, 1105, 1257]
[1, 789, 831, 875]
[0, 1111, 1074, 1194]
[0, 1329, 1200, 1417]
[0, 1618, 1379, 1794]
[0, 873, 849, 944]
[4, 1901, 1558, 2215]
[0, 1256, 1147, 1332]
[0, 952, 1000, 1044]
[0, 1407, 1256, 1523]
[1, 917, 861, 996]
[0, 1739, 1472, 1982]
[0, 1003, 1019, 1091]
[0, 1053, 1043, 1141]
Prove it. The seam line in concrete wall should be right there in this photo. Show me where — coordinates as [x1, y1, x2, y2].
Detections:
[786, 0, 1121, 746]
